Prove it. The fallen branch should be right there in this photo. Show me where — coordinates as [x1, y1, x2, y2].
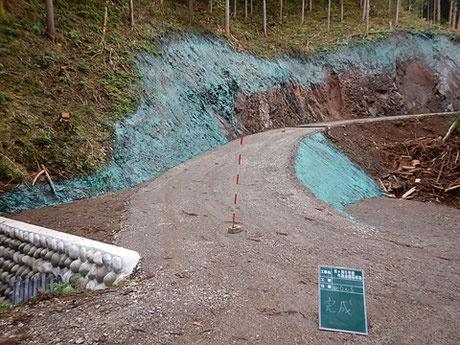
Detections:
[401, 187, 416, 199]
[445, 184, 460, 192]
[32, 169, 45, 186]
[442, 120, 457, 142]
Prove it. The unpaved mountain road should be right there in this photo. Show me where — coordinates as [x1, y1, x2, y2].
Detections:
[2, 115, 459, 345]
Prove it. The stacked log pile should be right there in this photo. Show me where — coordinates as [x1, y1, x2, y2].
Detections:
[379, 121, 459, 208]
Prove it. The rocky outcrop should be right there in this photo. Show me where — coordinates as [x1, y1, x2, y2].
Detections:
[234, 59, 460, 133]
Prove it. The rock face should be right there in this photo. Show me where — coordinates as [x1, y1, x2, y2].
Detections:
[234, 59, 459, 133]
[0, 33, 459, 213]
[0, 217, 140, 304]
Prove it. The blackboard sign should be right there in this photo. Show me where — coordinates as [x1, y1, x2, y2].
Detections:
[318, 266, 368, 335]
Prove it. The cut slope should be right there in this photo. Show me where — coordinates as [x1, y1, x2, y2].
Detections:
[1, 33, 459, 213]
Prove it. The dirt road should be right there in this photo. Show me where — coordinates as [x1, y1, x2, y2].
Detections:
[2, 117, 459, 345]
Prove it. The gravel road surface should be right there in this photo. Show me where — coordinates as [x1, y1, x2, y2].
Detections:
[2, 119, 459, 345]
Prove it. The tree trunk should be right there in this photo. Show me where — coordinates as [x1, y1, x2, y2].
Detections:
[301, 0, 305, 24]
[453, 5, 458, 29]
[449, 1, 453, 28]
[327, 0, 331, 31]
[263, 0, 267, 36]
[362, 0, 367, 21]
[250, 0, 253, 16]
[234, 0, 237, 18]
[99, 5, 108, 48]
[225, 0, 230, 33]
[365, 0, 370, 35]
[427, 0, 430, 21]
[433, 0, 437, 23]
[388, 0, 391, 12]
[309, 0, 312, 12]
[0, 0, 5, 17]
[210, 0, 213, 14]
[457, 8, 460, 30]
[189, 0, 194, 25]
[436, 0, 440, 23]
[45, 0, 56, 43]
[280, 0, 283, 22]
[408, 0, 411, 11]
[340, 0, 344, 21]
[129, 0, 134, 27]
[395, 0, 400, 26]
[245, 0, 247, 21]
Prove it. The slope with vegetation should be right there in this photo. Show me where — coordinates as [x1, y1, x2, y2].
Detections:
[0, 0, 458, 199]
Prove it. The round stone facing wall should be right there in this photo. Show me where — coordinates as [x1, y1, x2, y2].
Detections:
[0, 217, 140, 304]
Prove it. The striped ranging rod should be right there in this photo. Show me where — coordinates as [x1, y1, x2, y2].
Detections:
[229, 134, 244, 234]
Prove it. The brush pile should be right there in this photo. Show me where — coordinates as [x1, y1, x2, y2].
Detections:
[379, 122, 459, 208]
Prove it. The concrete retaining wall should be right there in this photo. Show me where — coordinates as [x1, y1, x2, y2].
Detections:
[0, 217, 140, 304]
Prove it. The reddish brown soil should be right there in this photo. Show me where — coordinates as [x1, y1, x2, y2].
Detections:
[330, 114, 459, 208]
[234, 60, 460, 135]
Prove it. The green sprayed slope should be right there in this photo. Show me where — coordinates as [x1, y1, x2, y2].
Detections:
[295, 133, 381, 212]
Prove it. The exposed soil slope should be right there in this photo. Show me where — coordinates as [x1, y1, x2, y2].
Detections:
[330, 114, 459, 208]
[235, 60, 460, 133]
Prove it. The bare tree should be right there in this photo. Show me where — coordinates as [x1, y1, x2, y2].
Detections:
[189, 0, 194, 25]
[129, 0, 134, 27]
[395, 0, 400, 25]
[45, 0, 56, 43]
[234, 0, 237, 18]
[263, 0, 267, 35]
[210, 0, 213, 14]
[449, 0, 454, 28]
[225, 0, 230, 33]
[301, 0, 305, 24]
[327, 0, 331, 31]
[309, 0, 312, 12]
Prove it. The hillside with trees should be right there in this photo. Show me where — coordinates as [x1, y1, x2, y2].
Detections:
[0, 0, 458, 195]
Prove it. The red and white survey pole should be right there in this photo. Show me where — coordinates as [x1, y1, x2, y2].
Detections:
[229, 134, 244, 234]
